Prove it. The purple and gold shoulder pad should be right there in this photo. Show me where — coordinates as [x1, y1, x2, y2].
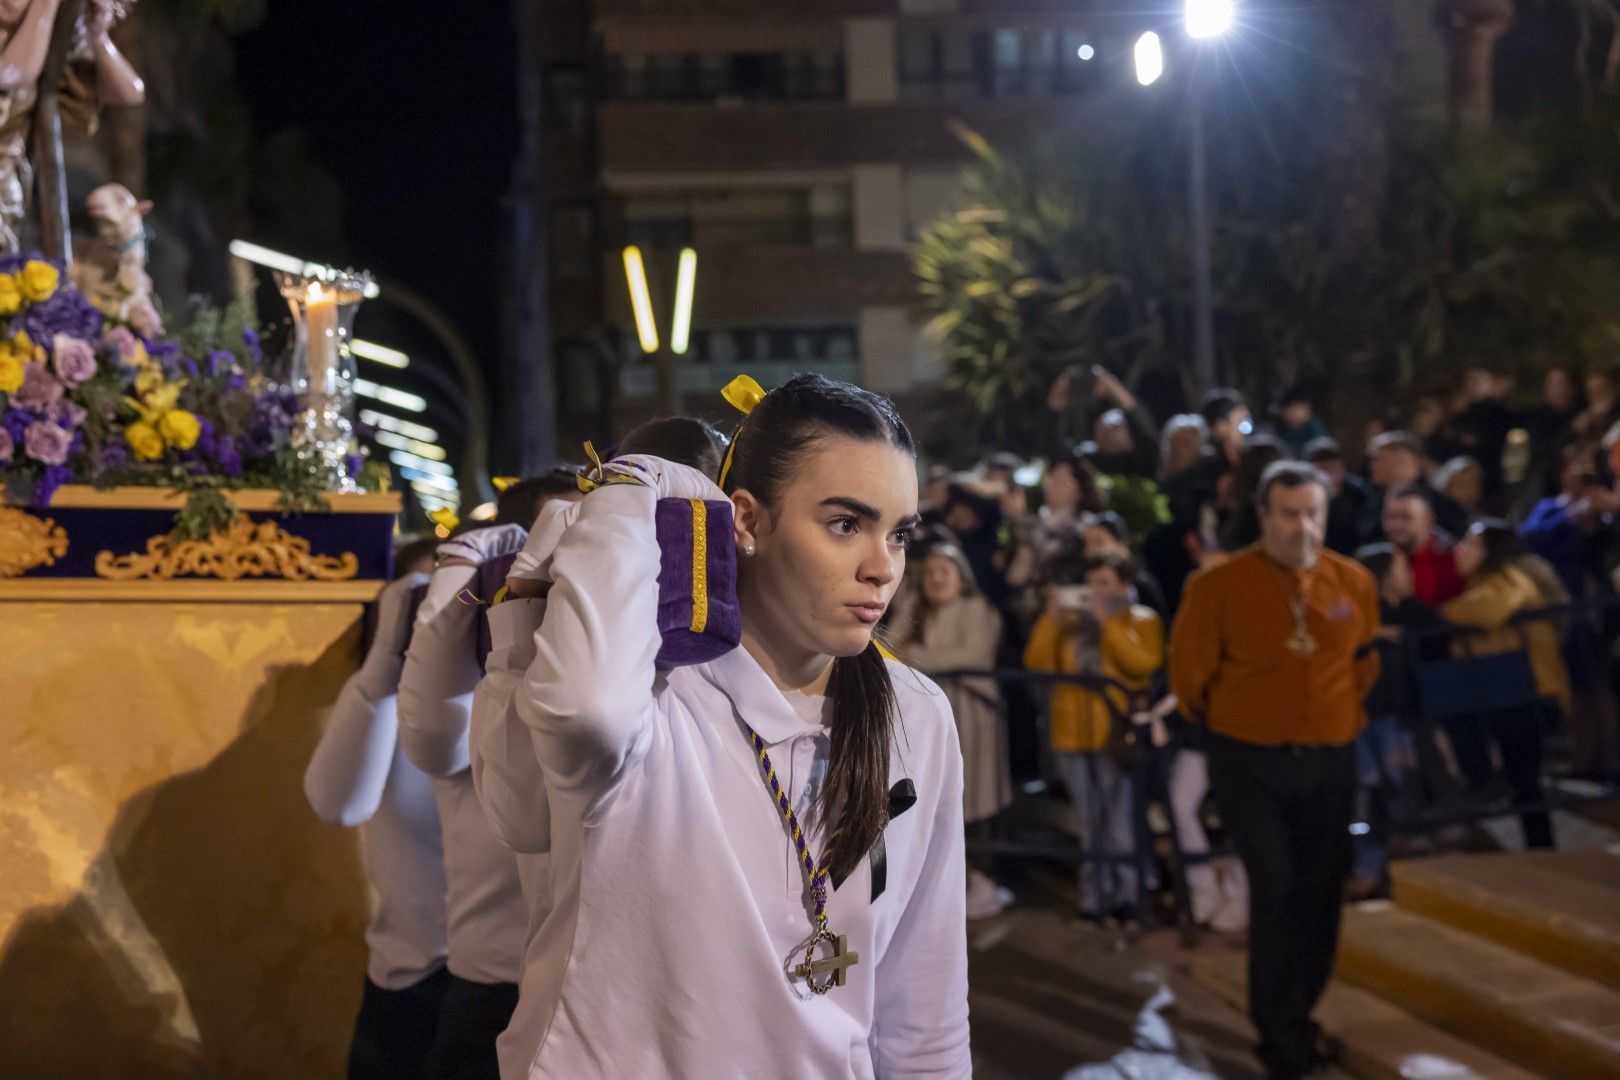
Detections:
[654, 497, 741, 668]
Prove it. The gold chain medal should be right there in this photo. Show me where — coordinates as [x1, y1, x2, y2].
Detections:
[745, 726, 860, 994]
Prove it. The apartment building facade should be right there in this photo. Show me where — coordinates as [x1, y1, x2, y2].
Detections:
[533, 0, 1135, 434]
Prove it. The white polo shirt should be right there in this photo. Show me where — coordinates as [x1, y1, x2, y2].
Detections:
[304, 574, 447, 989]
[399, 535, 536, 986]
[495, 479, 972, 1079]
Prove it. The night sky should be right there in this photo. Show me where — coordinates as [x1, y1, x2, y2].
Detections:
[233, 0, 519, 464]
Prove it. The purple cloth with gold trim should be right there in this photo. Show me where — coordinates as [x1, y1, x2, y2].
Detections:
[654, 497, 741, 668]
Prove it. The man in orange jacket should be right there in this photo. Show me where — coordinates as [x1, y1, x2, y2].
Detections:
[1170, 461, 1379, 1080]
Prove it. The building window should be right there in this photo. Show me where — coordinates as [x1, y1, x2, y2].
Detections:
[612, 185, 854, 250]
[605, 51, 846, 103]
[898, 24, 1102, 100]
[673, 323, 860, 366]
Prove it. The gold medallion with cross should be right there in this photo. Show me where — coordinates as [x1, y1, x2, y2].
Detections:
[790, 926, 859, 994]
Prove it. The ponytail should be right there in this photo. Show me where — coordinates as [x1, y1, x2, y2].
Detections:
[823, 642, 897, 883]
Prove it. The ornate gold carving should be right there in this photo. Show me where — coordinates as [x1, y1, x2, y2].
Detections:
[94, 518, 359, 582]
[0, 507, 69, 577]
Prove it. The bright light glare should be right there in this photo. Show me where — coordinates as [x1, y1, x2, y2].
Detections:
[391, 452, 455, 479]
[228, 239, 382, 298]
[355, 378, 427, 413]
[1134, 32, 1164, 86]
[1186, 0, 1234, 39]
[1077, 44, 1095, 61]
[670, 247, 697, 356]
[374, 430, 446, 461]
[622, 246, 660, 353]
[351, 339, 410, 368]
[359, 410, 439, 442]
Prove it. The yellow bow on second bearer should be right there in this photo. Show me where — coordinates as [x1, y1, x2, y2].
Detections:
[427, 506, 460, 533]
[491, 476, 519, 493]
[717, 374, 765, 489]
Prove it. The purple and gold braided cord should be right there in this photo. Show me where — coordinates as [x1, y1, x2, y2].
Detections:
[747, 726, 830, 927]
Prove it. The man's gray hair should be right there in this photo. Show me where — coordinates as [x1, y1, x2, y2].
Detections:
[1256, 459, 1330, 509]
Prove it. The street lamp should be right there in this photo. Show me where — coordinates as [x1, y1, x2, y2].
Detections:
[1186, 0, 1234, 40]
[1183, 1, 1233, 391]
[1134, 32, 1164, 87]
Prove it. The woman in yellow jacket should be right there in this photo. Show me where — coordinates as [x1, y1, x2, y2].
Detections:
[1025, 552, 1165, 919]
[1441, 520, 1566, 848]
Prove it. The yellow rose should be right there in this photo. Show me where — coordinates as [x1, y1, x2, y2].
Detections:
[158, 409, 201, 450]
[20, 260, 59, 303]
[143, 382, 184, 415]
[10, 329, 41, 362]
[0, 348, 20, 393]
[125, 421, 165, 461]
[133, 365, 164, 398]
[0, 273, 20, 315]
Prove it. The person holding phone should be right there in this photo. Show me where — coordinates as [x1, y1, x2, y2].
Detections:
[1025, 552, 1164, 923]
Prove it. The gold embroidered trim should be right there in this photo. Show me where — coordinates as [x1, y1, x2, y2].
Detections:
[94, 518, 359, 582]
[0, 507, 69, 577]
[688, 498, 708, 633]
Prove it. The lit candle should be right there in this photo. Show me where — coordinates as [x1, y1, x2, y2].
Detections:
[304, 282, 339, 395]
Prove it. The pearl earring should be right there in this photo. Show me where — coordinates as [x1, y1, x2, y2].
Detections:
[742, 543, 755, 557]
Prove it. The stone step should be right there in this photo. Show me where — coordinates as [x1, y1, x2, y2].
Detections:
[1391, 851, 1620, 991]
[1182, 944, 1539, 1080]
[1338, 903, 1620, 1079]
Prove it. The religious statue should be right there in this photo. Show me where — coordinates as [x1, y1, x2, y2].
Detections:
[71, 180, 160, 335]
[0, 0, 143, 254]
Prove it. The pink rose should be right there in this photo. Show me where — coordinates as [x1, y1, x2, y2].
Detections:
[105, 325, 139, 363]
[0, 426, 11, 463]
[24, 419, 71, 465]
[12, 363, 62, 411]
[52, 334, 97, 387]
[48, 398, 87, 428]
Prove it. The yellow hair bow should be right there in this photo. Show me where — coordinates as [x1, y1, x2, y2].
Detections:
[427, 506, 459, 533]
[491, 476, 518, 493]
[717, 374, 765, 489]
[721, 374, 765, 416]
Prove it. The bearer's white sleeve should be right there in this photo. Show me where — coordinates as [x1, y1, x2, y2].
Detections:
[516, 483, 662, 806]
[470, 597, 552, 852]
[870, 684, 972, 1078]
[304, 574, 424, 826]
[398, 565, 482, 777]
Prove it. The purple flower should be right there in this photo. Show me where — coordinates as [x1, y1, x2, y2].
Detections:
[17, 287, 102, 345]
[101, 441, 128, 470]
[51, 333, 97, 387]
[148, 340, 179, 360]
[207, 350, 235, 378]
[13, 363, 63, 411]
[178, 356, 200, 380]
[345, 452, 363, 479]
[0, 426, 11, 463]
[217, 437, 243, 477]
[242, 328, 262, 360]
[195, 417, 217, 457]
[3, 407, 29, 444]
[33, 464, 73, 506]
[24, 419, 71, 464]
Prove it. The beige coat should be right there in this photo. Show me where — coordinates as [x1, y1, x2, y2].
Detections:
[900, 595, 1012, 824]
